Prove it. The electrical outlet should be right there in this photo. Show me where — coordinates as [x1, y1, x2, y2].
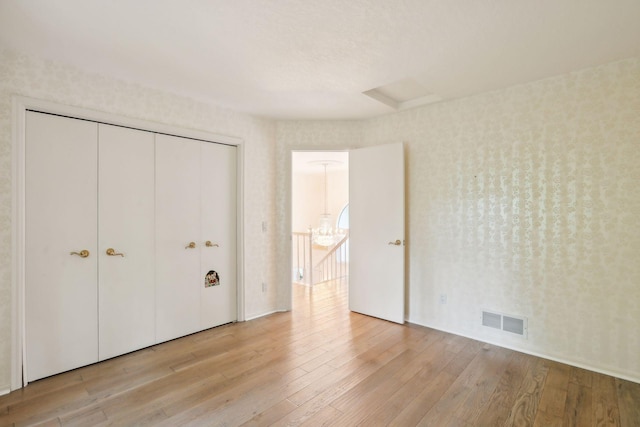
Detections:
[262, 221, 267, 233]
[439, 294, 447, 304]
[262, 282, 267, 292]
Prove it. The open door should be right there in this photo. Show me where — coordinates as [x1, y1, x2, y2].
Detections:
[349, 143, 405, 323]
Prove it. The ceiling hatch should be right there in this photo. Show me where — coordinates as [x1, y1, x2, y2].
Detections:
[363, 77, 443, 111]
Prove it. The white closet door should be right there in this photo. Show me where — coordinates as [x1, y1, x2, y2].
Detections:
[25, 112, 98, 381]
[200, 143, 237, 329]
[98, 124, 156, 360]
[155, 134, 202, 342]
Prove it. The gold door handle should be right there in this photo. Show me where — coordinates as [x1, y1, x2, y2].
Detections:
[185, 242, 196, 249]
[388, 240, 402, 246]
[106, 248, 124, 257]
[70, 250, 90, 258]
[205, 241, 219, 247]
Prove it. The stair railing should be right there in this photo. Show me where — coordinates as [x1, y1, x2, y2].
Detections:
[292, 231, 313, 285]
[312, 231, 349, 285]
[292, 230, 349, 286]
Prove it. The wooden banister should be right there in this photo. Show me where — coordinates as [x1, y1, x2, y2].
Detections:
[291, 230, 349, 286]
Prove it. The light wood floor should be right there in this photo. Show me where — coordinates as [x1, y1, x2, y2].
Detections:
[2, 281, 639, 426]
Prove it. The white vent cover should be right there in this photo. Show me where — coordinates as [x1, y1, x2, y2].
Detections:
[482, 310, 527, 338]
[482, 311, 501, 329]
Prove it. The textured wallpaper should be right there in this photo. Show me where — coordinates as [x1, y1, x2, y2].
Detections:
[0, 49, 278, 390]
[277, 57, 640, 381]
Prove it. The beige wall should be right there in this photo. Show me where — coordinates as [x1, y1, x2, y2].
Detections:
[276, 57, 640, 381]
[0, 49, 278, 391]
[291, 169, 348, 233]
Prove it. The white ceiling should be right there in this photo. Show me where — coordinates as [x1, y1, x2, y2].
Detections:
[1, 0, 639, 120]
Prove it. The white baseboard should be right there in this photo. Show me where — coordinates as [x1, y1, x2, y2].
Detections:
[407, 318, 640, 385]
[244, 309, 288, 322]
[0, 388, 10, 397]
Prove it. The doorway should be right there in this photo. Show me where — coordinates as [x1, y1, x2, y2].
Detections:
[290, 151, 349, 293]
[287, 143, 405, 323]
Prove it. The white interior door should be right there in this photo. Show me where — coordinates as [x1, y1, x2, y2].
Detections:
[349, 143, 405, 324]
[25, 112, 99, 381]
[155, 134, 202, 342]
[200, 142, 237, 329]
[98, 124, 156, 360]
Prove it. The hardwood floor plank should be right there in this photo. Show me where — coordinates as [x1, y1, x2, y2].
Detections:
[616, 378, 640, 427]
[268, 341, 415, 425]
[176, 365, 326, 426]
[532, 410, 563, 427]
[533, 362, 571, 426]
[328, 351, 429, 425]
[387, 370, 457, 426]
[99, 370, 227, 420]
[20, 419, 61, 427]
[58, 406, 107, 426]
[474, 351, 534, 425]
[329, 349, 419, 412]
[286, 353, 378, 407]
[299, 405, 344, 427]
[356, 339, 453, 426]
[593, 374, 621, 426]
[240, 399, 298, 427]
[443, 339, 483, 378]
[157, 369, 284, 425]
[503, 357, 549, 426]
[569, 366, 594, 388]
[563, 381, 593, 427]
[1, 281, 638, 426]
[0, 385, 93, 426]
[457, 347, 512, 418]
[0, 372, 84, 410]
[417, 343, 511, 426]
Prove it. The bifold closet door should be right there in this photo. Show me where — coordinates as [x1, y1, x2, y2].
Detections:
[25, 112, 98, 382]
[155, 134, 202, 342]
[156, 135, 238, 341]
[98, 124, 156, 360]
[200, 142, 237, 328]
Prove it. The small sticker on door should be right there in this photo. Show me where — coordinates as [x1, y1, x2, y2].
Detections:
[205, 270, 220, 287]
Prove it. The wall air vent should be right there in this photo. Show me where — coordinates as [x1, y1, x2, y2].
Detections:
[503, 315, 525, 335]
[482, 311, 501, 329]
[482, 310, 527, 338]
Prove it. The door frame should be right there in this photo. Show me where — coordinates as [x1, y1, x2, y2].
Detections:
[286, 147, 350, 310]
[11, 96, 246, 390]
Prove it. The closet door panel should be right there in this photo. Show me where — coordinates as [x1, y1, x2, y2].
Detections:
[25, 112, 98, 381]
[200, 143, 237, 329]
[155, 134, 201, 342]
[98, 124, 156, 360]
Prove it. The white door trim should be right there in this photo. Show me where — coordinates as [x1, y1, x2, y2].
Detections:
[11, 96, 246, 390]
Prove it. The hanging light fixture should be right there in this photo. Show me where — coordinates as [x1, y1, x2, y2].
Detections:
[311, 162, 345, 247]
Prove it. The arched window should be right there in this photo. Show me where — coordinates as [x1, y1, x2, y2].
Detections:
[337, 203, 349, 230]
[337, 204, 349, 263]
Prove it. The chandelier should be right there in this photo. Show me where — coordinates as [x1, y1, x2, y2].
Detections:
[311, 162, 345, 247]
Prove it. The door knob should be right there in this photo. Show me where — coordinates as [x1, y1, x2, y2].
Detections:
[70, 250, 90, 258]
[106, 248, 125, 257]
[185, 242, 196, 249]
[205, 241, 219, 247]
[388, 240, 402, 246]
